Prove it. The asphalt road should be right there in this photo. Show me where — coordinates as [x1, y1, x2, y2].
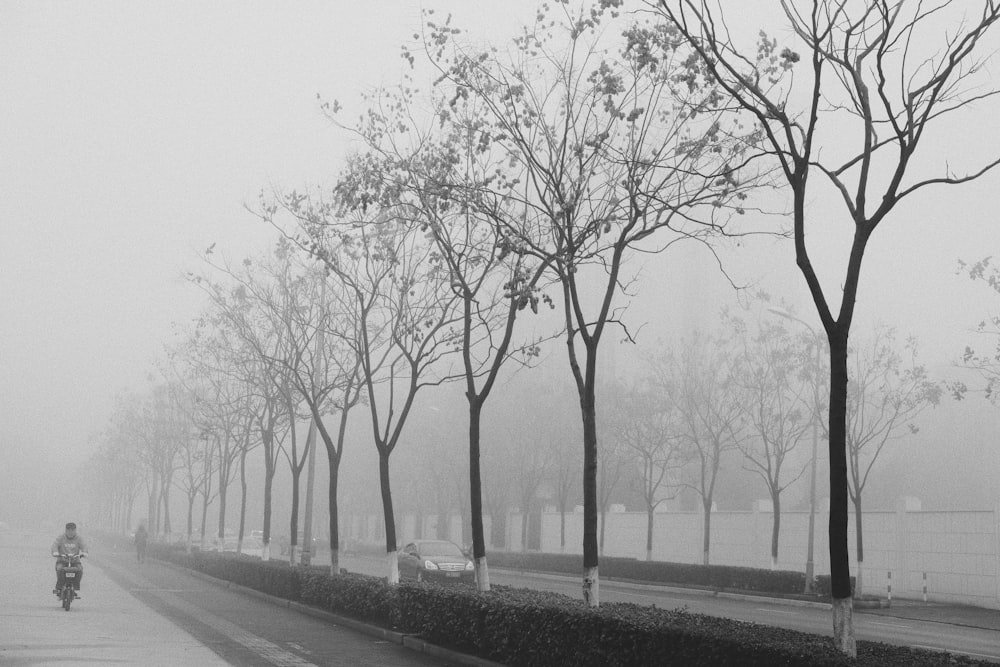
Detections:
[335, 553, 1000, 663]
[6, 530, 994, 665]
[0, 532, 453, 666]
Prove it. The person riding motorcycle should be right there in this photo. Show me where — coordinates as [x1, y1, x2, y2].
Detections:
[52, 522, 88, 597]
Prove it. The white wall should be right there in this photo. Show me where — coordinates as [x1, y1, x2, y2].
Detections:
[349, 501, 1000, 609]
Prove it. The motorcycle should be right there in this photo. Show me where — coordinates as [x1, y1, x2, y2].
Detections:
[55, 553, 84, 611]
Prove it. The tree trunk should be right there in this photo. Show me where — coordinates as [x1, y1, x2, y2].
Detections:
[702, 498, 712, 566]
[186, 494, 195, 553]
[328, 467, 340, 575]
[829, 330, 856, 655]
[832, 597, 856, 655]
[161, 482, 172, 535]
[378, 450, 399, 584]
[646, 507, 654, 562]
[581, 387, 599, 607]
[319, 398, 350, 576]
[147, 478, 157, 535]
[200, 488, 210, 544]
[289, 472, 301, 565]
[217, 485, 228, 541]
[771, 489, 781, 570]
[854, 493, 864, 595]
[262, 465, 274, 561]
[599, 505, 607, 556]
[521, 502, 530, 552]
[468, 401, 490, 591]
[238, 450, 248, 550]
[559, 501, 566, 553]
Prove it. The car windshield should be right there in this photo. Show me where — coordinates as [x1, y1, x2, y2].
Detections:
[419, 541, 465, 557]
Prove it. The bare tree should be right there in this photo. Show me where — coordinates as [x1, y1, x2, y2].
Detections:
[606, 379, 685, 561]
[728, 307, 812, 569]
[126, 384, 185, 537]
[173, 402, 213, 552]
[658, 0, 1000, 653]
[425, 0, 767, 606]
[508, 426, 556, 553]
[318, 85, 550, 590]
[88, 416, 144, 534]
[190, 259, 295, 561]
[277, 206, 464, 583]
[180, 327, 259, 549]
[656, 333, 744, 566]
[835, 326, 941, 592]
[548, 432, 581, 555]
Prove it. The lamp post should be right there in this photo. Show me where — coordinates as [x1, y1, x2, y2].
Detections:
[769, 307, 823, 595]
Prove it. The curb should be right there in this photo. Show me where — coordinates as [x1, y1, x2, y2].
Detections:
[157, 559, 502, 667]
[490, 567, 833, 610]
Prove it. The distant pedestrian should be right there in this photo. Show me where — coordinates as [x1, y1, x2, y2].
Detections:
[134, 524, 148, 563]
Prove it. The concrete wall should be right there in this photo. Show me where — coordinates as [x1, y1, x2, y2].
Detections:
[348, 501, 1000, 609]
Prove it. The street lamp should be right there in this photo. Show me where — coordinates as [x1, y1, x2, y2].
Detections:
[768, 306, 823, 595]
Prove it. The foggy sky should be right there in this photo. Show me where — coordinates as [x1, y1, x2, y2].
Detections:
[2, 1, 1000, 527]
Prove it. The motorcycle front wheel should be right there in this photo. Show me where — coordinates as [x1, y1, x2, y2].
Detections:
[61, 587, 72, 611]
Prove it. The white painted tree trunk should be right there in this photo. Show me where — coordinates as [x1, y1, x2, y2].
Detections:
[582, 566, 599, 607]
[855, 562, 864, 596]
[386, 551, 399, 585]
[289, 544, 298, 566]
[475, 556, 490, 592]
[831, 597, 857, 657]
[770, 555, 777, 571]
[262, 542, 270, 561]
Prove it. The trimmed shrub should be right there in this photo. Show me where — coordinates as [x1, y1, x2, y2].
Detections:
[145, 546, 990, 666]
[299, 570, 400, 626]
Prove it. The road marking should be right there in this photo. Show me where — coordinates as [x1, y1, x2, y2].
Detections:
[868, 621, 910, 629]
[104, 561, 317, 666]
[129, 588, 199, 593]
[151, 593, 318, 667]
[912, 645, 1000, 660]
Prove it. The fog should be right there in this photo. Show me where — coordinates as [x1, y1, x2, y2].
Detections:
[2, 0, 999, 551]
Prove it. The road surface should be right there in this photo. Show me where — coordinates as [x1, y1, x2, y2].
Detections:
[0, 532, 455, 666]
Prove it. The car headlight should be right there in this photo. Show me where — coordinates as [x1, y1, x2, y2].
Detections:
[423, 560, 438, 570]
[465, 561, 474, 571]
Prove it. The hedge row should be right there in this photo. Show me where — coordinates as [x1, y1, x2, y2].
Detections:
[487, 551, 809, 596]
[147, 542, 988, 666]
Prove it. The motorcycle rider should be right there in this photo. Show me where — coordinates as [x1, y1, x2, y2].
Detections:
[52, 522, 88, 597]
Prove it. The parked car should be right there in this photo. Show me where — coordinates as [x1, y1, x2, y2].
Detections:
[239, 536, 264, 558]
[398, 539, 475, 584]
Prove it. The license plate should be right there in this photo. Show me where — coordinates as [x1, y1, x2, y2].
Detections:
[65, 572, 76, 578]
[446, 572, 459, 578]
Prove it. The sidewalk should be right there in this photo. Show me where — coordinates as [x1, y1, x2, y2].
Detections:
[487, 564, 1000, 632]
[0, 531, 229, 666]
